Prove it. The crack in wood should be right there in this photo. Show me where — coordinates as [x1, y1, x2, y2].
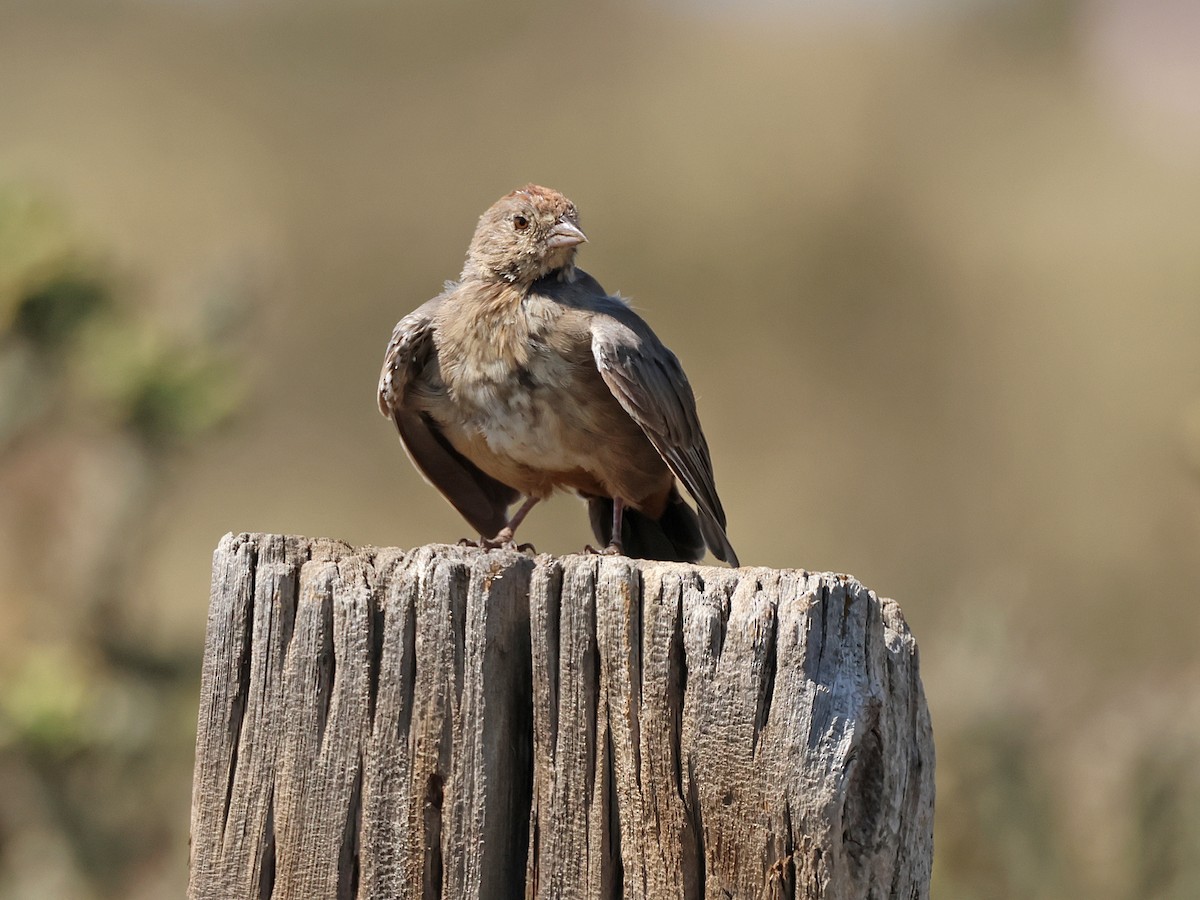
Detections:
[423, 771, 444, 900]
[220, 537, 257, 838]
[257, 787, 275, 900]
[751, 582, 779, 759]
[338, 762, 363, 899]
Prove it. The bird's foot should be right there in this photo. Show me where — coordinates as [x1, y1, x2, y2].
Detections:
[458, 531, 537, 555]
[458, 536, 503, 549]
[477, 528, 537, 554]
[583, 542, 624, 557]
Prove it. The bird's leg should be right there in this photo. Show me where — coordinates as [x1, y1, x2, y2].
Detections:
[481, 496, 540, 551]
[605, 497, 625, 555]
[585, 497, 626, 556]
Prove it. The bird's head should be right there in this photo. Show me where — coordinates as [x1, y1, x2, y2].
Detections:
[462, 185, 587, 286]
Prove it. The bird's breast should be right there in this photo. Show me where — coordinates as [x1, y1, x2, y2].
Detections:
[428, 291, 667, 500]
[446, 346, 586, 467]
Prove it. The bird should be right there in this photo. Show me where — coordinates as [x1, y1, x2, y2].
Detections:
[377, 184, 738, 566]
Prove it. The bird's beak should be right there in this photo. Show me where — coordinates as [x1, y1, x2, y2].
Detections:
[546, 217, 587, 249]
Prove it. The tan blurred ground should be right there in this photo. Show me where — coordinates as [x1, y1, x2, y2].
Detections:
[2, 0, 1200, 897]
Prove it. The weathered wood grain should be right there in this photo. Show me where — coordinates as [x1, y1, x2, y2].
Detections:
[189, 533, 933, 900]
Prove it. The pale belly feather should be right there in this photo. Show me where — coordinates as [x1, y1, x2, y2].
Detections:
[459, 374, 580, 471]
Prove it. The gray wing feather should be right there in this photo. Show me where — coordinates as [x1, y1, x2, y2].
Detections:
[378, 295, 518, 537]
[377, 297, 443, 417]
[390, 409, 518, 538]
[590, 317, 739, 566]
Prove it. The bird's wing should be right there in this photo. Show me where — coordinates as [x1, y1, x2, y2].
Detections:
[378, 295, 519, 538]
[589, 306, 738, 565]
[377, 296, 443, 417]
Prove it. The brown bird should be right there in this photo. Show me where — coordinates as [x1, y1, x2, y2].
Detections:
[377, 184, 738, 566]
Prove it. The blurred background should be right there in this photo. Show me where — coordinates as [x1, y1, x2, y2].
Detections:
[1, 0, 1199, 896]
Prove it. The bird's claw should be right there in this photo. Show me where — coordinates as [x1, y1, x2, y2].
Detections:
[477, 530, 535, 554]
[458, 536, 519, 551]
[457, 531, 533, 554]
[583, 543, 624, 557]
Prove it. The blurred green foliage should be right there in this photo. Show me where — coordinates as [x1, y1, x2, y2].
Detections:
[0, 646, 91, 757]
[12, 274, 110, 352]
[0, 184, 249, 898]
[1128, 743, 1200, 900]
[0, 187, 243, 452]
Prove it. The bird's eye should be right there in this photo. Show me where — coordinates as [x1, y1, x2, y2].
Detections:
[512, 215, 529, 232]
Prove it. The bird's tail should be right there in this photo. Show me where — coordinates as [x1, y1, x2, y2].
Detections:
[587, 486, 706, 564]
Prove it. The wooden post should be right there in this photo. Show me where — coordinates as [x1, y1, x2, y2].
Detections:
[189, 533, 934, 900]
